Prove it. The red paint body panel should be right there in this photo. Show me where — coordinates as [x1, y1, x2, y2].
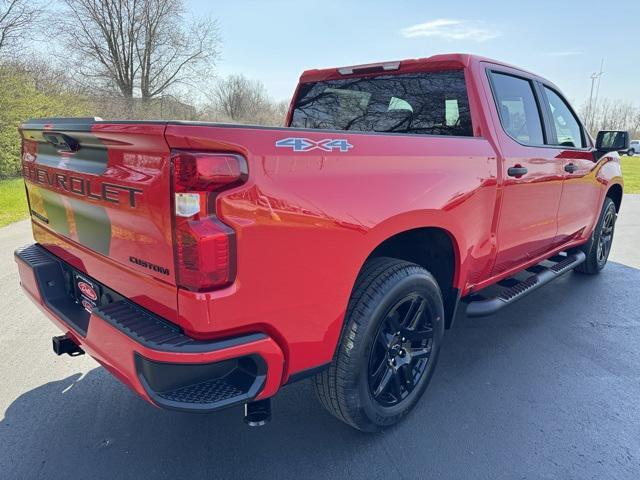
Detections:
[16, 54, 623, 408]
[165, 124, 499, 375]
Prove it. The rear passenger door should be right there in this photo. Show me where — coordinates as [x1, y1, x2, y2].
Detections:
[486, 70, 565, 275]
[538, 85, 602, 245]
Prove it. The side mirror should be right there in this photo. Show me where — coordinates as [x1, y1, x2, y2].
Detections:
[595, 130, 630, 154]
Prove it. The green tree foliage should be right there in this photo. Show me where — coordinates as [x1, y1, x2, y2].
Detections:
[0, 66, 90, 178]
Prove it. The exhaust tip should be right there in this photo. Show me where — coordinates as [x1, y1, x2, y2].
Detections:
[243, 399, 271, 427]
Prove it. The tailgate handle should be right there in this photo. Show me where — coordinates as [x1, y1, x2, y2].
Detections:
[43, 132, 80, 152]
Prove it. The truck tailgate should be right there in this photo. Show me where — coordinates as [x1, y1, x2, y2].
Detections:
[20, 119, 178, 320]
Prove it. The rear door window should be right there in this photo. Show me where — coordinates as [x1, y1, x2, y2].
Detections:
[543, 87, 585, 148]
[489, 72, 545, 146]
[290, 70, 473, 136]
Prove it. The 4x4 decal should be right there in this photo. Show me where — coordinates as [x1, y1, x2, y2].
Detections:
[275, 137, 353, 152]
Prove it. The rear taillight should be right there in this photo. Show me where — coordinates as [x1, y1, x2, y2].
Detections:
[171, 150, 247, 291]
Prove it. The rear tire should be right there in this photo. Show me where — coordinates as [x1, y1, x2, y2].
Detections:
[313, 257, 445, 432]
[628, 148, 635, 156]
[574, 197, 617, 275]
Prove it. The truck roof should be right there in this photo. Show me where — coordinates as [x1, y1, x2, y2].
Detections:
[299, 53, 536, 84]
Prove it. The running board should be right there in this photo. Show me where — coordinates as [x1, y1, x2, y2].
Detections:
[465, 251, 586, 318]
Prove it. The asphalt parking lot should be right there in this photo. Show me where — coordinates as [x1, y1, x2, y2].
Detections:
[1, 196, 639, 480]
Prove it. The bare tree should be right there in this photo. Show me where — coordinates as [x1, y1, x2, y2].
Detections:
[580, 99, 640, 139]
[4, 56, 87, 95]
[201, 74, 287, 126]
[0, 0, 44, 57]
[632, 110, 640, 138]
[210, 74, 271, 121]
[57, 0, 220, 99]
[137, 0, 218, 98]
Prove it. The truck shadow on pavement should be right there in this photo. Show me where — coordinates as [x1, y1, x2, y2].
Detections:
[2, 262, 640, 480]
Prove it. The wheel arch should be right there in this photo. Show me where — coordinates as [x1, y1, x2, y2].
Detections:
[606, 182, 623, 212]
[357, 223, 463, 329]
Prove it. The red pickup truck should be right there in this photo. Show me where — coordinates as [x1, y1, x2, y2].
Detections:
[16, 54, 627, 432]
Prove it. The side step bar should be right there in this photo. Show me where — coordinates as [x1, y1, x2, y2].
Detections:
[466, 251, 586, 318]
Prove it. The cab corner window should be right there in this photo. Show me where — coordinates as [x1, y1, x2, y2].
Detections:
[544, 87, 585, 149]
[490, 72, 545, 146]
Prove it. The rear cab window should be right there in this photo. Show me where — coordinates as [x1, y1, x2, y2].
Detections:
[290, 70, 473, 136]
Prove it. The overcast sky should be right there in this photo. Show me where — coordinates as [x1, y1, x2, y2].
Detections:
[189, 0, 639, 107]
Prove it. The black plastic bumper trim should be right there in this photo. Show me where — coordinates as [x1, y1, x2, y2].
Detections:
[16, 244, 91, 336]
[135, 353, 267, 413]
[284, 362, 331, 385]
[95, 301, 267, 353]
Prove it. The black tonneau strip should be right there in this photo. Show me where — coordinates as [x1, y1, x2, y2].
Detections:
[21, 117, 100, 132]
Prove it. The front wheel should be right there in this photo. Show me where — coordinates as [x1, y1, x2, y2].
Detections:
[628, 148, 635, 157]
[313, 257, 445, 432]
[574, 197, 617, 274]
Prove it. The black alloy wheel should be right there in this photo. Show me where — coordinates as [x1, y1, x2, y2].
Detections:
[574, 197, 617, 274]
[596, 205, 616, 267]
[368, 293, 434, 407]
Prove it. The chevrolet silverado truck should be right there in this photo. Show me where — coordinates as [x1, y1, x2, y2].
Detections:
[15, 54, 628, 432]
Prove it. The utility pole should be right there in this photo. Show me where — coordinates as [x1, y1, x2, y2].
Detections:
[586, 59, 604, 133]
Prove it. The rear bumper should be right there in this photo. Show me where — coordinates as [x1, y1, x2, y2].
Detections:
[14, 244, 284, 412]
